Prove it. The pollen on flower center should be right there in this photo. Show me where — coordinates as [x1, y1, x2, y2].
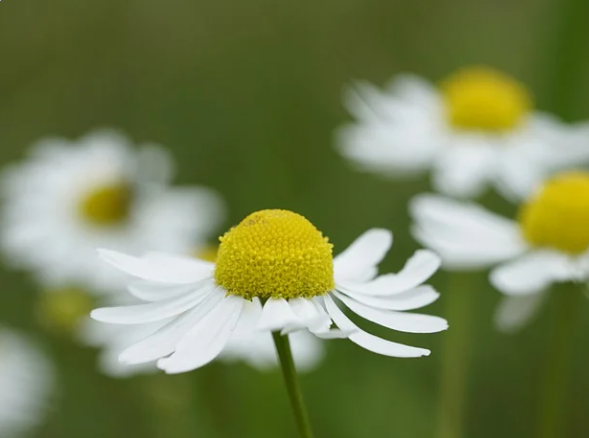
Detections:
[78, 183, 132, 227]
[519, 172, 589, 254]
[214, 209, 335, 300]
[441, 67, 532, 132]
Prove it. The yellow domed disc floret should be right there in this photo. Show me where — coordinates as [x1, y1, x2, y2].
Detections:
[441, 67, 532, 132]
[79, 182, 132, 227]
[215, 209, 335, 300]
[519, 172, 589, 254]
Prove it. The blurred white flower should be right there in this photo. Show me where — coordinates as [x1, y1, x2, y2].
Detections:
[1, 130, 224, 293]
[91, 209, 447, 375]
[336, 67, 589, 200]
[0, 328, 54, 438]
[410, 172, 589, 331]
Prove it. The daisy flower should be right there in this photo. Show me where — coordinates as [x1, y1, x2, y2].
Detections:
[0, 328, 54, 438]
[0, 130, 223, 293]
[411, 172, 589, 331]
[336, 66, 589, 199]
[91, 209, 447, 375]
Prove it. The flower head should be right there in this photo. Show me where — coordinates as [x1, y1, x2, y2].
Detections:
[411, 172, 589, 331]
[0, 130, 224, 293]
[0, 328, 54, 437]
[337, 66, 589, 199]
[91, 209, 447, 374]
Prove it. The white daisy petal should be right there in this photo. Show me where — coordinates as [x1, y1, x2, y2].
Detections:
[128, 279, 210, 302]
[157, 295, 244, 374]
[334, 228, 392, 282]
[337, 285, 440, 311]
[258, 298, 302, 331]
[494, 293, 548, 333]
[333, 292, 448, 333]
[341, 250, 440, 296]
[410, 194, 527, 269]
[98, 249, 213, 284]
[120, 290, 225, 364]
[490, 251, 574, 295]
[324, 295, 430, 357]
[91, 282, 215, 324]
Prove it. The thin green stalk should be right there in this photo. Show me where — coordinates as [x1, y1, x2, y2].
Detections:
[272, 332, 315, 438]
[538, 282, 580, 438]
[434, 272, 478, 438]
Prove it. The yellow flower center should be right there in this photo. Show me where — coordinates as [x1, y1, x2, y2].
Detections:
[441, 67, 532, 132]
[78, 183, 132, 227]
[215, 209, 334, 300]
[36, 287, 94, 334]
[519, 172, 589, 254]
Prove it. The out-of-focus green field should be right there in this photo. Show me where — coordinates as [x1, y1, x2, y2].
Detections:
[1, 0, 589, 437]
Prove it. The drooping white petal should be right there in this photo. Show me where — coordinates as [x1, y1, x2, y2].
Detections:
[410, 194, 527, 269]
[494, 293, 548, 333]
[333, 292, 448, 333]
[119, 290, 226, 365]
[336, 285, 440, 311]
[490, 251, 574, 295]
[283, 298, 331, 333]
[340, 250, 440, 296]
[334, 229, 392, 282]
[91, 282, 215, 324]
[323, 295, 430, 357]
[157, 295, 244, 374]
[258, 298, 302, 331]
[98, 249, 213, 284]
[128, 280, 210, 302]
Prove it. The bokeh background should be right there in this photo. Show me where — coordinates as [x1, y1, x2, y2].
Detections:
[1, 0, 589, 437]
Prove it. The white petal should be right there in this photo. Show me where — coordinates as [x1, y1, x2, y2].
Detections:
[337, 285, 440, 311]
[157, 295, 244, 373]
[119, 290, 226, 364]
[410, 194, 527, 269]
[258, 298, 301, 331]
[98, 249, 213, 284]
[91, 282, 215, 324]
[333, 292, 447, 333]
[128, 280, 208, 302]
[283, 298, 331, 332]
[494, 293, 547, 333]
[334, 229, 392, 282]
[323, 295, 430, 357]
[341, 250, 440, 296]
[432, 141, 496, 198]
[490, 251, 573, 295]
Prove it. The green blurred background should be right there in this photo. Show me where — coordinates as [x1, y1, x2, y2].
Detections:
[1, 0, 589, 437]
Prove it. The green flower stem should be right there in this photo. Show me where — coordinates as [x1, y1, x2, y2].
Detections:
[272, 332, 315, 438]
[434, 272, 478, 438]
[538, 282, 581, 438]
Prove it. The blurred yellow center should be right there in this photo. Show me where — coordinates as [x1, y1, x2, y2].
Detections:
[79, 183, 132, 227]
[519, 172, 589, 254]
[441, 67, 532, 132]
[214, 209, 334, 299]
[36, 287, 94, 335]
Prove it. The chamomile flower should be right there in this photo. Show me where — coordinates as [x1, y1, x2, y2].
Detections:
[0, 130, 223, 293]
[337, 66, 589, 199]
[0, 328, 54, 438]
[411, 172, 589, 331]
[51, 247, 324, 377]
[91, 209, 447, 374]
